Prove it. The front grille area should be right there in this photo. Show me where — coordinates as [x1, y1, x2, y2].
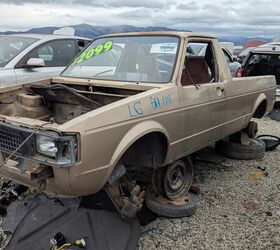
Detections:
[0, 124, 33, 156]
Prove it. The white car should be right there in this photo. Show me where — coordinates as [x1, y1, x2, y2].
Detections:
[0, 34, 91, 87]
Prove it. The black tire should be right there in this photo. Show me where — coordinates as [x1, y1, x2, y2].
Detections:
[215, 138, 266, 160]
[151, 167, 165, 196]
[145, 193, 197, 218]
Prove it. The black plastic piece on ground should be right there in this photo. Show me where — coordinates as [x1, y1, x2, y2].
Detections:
[257, 134, 280, 151]
[270, 109, 280, 121]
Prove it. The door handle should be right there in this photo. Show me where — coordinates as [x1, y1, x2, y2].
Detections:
[216, 87, 224, 92]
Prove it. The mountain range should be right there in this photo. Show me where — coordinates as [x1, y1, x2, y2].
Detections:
[0, 23, 272, 46]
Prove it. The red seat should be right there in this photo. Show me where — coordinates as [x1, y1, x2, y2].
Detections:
[181, 57, 211, 86]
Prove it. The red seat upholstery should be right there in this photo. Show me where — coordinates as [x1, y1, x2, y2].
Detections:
[181, 56, 211, 86]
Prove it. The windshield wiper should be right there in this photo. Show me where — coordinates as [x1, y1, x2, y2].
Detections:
[93, 69, 113, 77]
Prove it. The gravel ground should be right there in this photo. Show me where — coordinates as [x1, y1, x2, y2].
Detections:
[0, 116, 279, 249]
[138, 116, 280, 250]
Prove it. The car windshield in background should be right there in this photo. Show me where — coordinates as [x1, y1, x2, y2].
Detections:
[62, 35, 179, 83]
[244, 53, 280, 84]
[0, 36, 37, 67]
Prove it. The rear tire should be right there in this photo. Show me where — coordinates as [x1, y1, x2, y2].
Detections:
[216, 138, 266, 160]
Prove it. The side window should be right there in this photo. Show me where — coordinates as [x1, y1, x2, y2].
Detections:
[37, 45, 54, 62]
[181, 41, 216, 86]
[16, 40, 78, 68]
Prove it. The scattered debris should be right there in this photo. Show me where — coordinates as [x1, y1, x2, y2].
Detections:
[190, 184, 201, 194]
[50, 232, 87, 250]
[265, 211, 273, 217]
[257, 134, 280, 151]
[249, 170, 263, 182]
[242, 200, 261, 211]
[0, 181, 27, 216]
[257, 166, 266, 171]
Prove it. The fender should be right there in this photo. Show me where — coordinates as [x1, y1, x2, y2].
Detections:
[102, 120, 170, 184]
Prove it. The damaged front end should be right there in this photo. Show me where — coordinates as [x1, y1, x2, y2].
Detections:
[0, 80, 147, 196]
[0, 123, 77, 169]
[0, 121, 78, 194]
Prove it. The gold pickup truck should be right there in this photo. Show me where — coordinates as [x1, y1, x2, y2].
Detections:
[0, 32, 276, 217]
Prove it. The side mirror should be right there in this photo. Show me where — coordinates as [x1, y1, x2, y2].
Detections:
[26, 58, 45, 68]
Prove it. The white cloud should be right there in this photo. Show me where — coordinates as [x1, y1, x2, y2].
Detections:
[0, 0, 279, 37]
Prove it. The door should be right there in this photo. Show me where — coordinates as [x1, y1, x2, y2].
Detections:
[176, 40, 226, 158]
[14, 39, 79, 84]
[0, 69, 17, 87]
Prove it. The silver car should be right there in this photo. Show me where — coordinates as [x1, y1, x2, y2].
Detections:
[0, 34, 91, 87]
[222, 47, 242, 77]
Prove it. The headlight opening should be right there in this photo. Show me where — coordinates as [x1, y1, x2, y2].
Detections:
[36, 132, 76, 167]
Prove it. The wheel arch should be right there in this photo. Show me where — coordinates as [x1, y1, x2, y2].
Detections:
[252, 94, 268, 118]
[112, 121, 170, 166]
[103, 121, 170, 184]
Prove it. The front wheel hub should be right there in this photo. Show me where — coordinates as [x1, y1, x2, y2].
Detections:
[164, 159, 194, 200]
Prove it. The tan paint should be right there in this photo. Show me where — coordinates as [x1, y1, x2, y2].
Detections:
[0, 32, 276, 197]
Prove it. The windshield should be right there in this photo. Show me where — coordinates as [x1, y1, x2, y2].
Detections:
[0, 36, 37, 67]
[62, 35, 179, 83]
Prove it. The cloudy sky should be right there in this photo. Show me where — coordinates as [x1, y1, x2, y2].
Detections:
[0, 0, 279, 37]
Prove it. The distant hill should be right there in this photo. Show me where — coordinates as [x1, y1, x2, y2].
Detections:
[0, 23, 187, 38]
[0, 23, 272, 46]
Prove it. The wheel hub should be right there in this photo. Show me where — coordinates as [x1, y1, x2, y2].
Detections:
[164, 159, 194, 200]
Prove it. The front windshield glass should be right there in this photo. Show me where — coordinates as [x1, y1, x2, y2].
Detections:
[0, 36, 37, 67]
[62, 35, 179, 83]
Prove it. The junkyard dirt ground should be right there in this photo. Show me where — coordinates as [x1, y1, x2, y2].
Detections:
[138, 116, 280, 250]
[0, 116, 279, 249]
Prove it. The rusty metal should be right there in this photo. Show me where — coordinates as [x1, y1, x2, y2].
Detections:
[148, 192, 191, 206]
[30, 165, 54, 182]
[105, 179, 145, 220]
[247, 121, 258, 138]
